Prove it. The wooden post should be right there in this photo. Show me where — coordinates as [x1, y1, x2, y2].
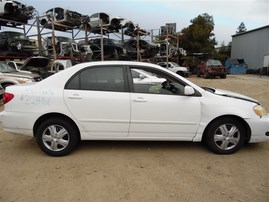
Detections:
[100, 19, 104, 61]
[136, 25, 140, 61]
[51, 19, 57, 61]
[36, 16, 43, 56]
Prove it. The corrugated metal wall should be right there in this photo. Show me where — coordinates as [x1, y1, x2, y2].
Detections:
[231, 26, 269, 69]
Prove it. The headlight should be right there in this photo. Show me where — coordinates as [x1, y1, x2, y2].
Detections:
[253, 105, 267, 117]
[17, 78, 33, 84]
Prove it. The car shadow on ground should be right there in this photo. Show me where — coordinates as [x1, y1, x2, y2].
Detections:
[1, 134, 265, 157]
[78, 140, 208, 154]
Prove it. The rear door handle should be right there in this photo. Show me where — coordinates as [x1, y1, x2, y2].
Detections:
[68, 94, 83, 99]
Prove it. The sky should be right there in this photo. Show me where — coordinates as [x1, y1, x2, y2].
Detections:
[13, 0, 269, 46]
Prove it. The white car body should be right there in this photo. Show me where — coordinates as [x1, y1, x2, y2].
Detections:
[0, 61, 268, 156]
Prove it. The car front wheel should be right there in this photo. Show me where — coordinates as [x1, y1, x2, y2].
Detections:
[204, 118, 246, 154]
[36, 118, 79, 156]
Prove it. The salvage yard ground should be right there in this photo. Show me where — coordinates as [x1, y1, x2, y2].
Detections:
[0, 74, 269, 202]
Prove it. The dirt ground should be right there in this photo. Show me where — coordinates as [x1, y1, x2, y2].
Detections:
[0, 74, 269, 202]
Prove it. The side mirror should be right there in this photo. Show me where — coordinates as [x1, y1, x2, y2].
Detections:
[139, 74, 147, 79]
[184, 86, 195, 95]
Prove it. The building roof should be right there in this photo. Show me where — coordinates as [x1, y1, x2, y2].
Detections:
[232, 25, 269, 37]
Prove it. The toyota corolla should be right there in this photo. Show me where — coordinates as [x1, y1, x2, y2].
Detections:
[0, 61, 268, 156]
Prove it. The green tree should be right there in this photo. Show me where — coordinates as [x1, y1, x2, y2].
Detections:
[236, 22, 247, 33]
[180, 13, 217, 54]
[214, 41, 232, 64]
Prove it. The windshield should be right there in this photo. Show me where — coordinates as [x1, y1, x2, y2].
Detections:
[0, 62, 17, 73]
[207, 59, 222, 66]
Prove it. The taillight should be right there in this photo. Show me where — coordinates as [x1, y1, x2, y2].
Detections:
[3, 93, 14, 104]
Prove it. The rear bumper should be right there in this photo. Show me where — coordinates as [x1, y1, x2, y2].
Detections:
[0, 111, 36, 137]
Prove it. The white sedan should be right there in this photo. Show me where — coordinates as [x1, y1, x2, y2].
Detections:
[0, 61, 268, 156]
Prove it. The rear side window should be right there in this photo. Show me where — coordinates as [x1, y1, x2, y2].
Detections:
[65, 66, 125, 92]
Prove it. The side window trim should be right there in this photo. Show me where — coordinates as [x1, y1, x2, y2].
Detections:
[65, 65, 129, 93]
[127, 65, 201, 97]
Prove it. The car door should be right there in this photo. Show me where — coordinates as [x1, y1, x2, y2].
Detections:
[129, 66, 201, 140]
[64, 65, 130, 137]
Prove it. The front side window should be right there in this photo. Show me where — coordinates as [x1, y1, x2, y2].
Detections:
[130, 67, 185, 95]
[66, 66, 125, 92]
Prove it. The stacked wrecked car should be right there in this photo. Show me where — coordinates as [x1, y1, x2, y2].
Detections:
[0, 1, 187, 81]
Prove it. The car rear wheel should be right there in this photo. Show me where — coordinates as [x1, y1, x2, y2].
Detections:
[221, 74, 227, 79]
[36, 118, 79, 156]
[204, 72, 210, 79]
[204, 118, 245, 154]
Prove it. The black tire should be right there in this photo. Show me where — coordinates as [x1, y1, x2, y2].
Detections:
[221, 74, 227, 79]
[204, 72, 210, 79]
[204, 118, 245, 154]
[36, 118, 79, 156]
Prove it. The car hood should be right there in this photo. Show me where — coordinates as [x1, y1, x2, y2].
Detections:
[173, 66, 188, 72]
[4, 71, 39, 79]
[21, 57, 50, 68]
[213, 88, 259, 104]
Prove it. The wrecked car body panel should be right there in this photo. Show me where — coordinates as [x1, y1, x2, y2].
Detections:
[40, 7, 89, 31]
[124, 39, 159, 59]
[89, 12, 133, 33]
[0, 0, 36, 25]
[19, 56, 52, 79]
[43, 36, 80, 57]
[88, 38, 126, 60]
[0, 31, 38, 56]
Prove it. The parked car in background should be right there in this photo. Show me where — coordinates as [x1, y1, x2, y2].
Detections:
[40, 7, 89, 31]
[19, 56, 52, 79]
[89, 38, 126, 60]
[0, 31, 38, 56]
[43, 36, 80, 57]
[197, 59, 227, 79]
[0, 61, 41, 88]
[124, 39, 159, 59]
[131, 69, 165, 84]
[157, 62, 189, 77]
[1, 61, 268, 156]
[0, 0, 36, 26]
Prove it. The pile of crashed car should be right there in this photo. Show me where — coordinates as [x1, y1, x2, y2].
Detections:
[0, 1, 173, 61]
[0, 0, 190, 88]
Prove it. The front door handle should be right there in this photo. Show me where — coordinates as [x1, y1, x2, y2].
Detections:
[133, 97, 147, 103]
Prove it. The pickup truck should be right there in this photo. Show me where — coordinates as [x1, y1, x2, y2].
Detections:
[157, 62, 189, 77]
[197, 59, 227, 79]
